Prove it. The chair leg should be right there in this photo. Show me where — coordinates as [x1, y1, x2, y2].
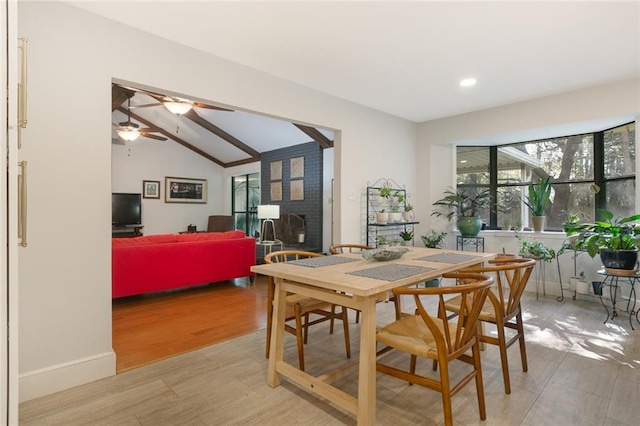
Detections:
[516, 310, 528, 372]
[303, 312, 310, 344]
[437, 355, 453, 426]
[496, 321, 511, 394]
[341, 306, 351, 359]
[393, 294, 402, 320]
[472, 339, 487, 420]
[294, 304, 305, 371]
[329, 305, 336, 334]
[265, 281, 274, 359]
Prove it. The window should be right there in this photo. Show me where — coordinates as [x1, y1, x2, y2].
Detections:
[232, 173, 260, 236]
[456, 122, 635, 230]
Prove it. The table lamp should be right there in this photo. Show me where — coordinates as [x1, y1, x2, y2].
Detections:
[258, 205, 280, 242]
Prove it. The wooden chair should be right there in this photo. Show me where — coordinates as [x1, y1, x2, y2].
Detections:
[264, 250, 351, 371]
[376, 272, 494, 426]
[441, 257, 536, 394]
[328, 243, 372, 254]
[328, 243, 374, 324]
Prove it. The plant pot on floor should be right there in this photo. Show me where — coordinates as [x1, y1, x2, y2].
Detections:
[592, 281, 603, 296]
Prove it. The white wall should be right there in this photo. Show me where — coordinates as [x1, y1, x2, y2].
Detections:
[417, 78, 640, 239]
[18, 1, 417, 400]
[112, 140, 226, 235]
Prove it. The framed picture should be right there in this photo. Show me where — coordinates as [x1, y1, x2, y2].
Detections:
[270, 181, 282, 201]
[290, 179, 304, 200]
[142, 180, 160, 199]
[291, 156, 304, 178]
[165, 176, 208, 203]
[270, 160, 282, 181]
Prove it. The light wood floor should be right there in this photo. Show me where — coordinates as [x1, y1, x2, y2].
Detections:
[113, 276, 268, 372]
[21, 292, 640, 425]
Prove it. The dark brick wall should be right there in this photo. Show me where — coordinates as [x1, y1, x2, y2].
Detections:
[261, 142, 323, 251]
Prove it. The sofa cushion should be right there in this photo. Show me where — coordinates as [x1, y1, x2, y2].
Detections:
[175, 230, 246, 242]
[112, 233, 177, 246]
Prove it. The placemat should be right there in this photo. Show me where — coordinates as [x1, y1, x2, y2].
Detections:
[289, 256, 359, 268]
[346, 264, 434, 281]
[417, 253, 481, 264]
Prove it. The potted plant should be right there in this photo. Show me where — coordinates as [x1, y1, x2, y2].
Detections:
[516, 233, 556, 262]
[379, 186, 392, 199]
[376, 235, 389, 248]
[376, 208, 388, 224]
[431, 187, 491, 237]
[562, 211, 583, 232]
[566, 209, 640, 271]
[399, 230, 413, 246]
[524, 177, 552, 232]
[388, 205, 402, 223]
[421, 230, 447, 248]
[403, 203, 414, 221]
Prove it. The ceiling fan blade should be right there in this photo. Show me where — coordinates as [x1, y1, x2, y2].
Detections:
[141, 133, 168, 141]
[130, 103, 162, 109]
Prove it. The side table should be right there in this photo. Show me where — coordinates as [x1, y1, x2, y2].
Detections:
[597, 269, 640, 330]
[256, 240, 284, 263]
[456, 236, 484, 252]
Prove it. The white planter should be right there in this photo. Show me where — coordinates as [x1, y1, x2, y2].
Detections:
[376, 212, 388, 224]
[575, 280, 590, 295]
[388, 212, 402, 223]
[403, 211, 414, 221]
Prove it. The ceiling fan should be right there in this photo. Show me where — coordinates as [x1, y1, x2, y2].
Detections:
[116, 84, 233, 113]
[114, 98, 168, 142]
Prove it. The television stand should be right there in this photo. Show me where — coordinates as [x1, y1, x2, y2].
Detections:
[112, 225, 144, 238]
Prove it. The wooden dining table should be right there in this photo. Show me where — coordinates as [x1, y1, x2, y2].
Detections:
[251, 247, 496, 425]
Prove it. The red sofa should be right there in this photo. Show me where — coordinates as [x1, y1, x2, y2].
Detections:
[112, 231, 256, 298]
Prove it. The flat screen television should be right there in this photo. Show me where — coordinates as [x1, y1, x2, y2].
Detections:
[112, 193, 142, 226]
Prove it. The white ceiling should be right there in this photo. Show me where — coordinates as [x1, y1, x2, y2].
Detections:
[72, 1, 639, 123]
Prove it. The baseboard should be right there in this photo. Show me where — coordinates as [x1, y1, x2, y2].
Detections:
[19, 350, 116, 402]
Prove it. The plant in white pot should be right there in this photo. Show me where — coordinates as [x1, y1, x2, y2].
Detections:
[376, 208, 389, 224]
[524, 177, 552, 232]
[403, 203, 414, 221]
[399, 230, 413, 246]
[567, 209, 640, 272]
[431, 187, 491, 237]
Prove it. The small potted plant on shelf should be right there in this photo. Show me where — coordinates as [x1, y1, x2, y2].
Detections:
[376, 208, 388, 224]
[524, 177, 552, 232]
[421, 230, 447, 248]
[376, 235, 389, 248]
[389, 205, 402, 223]
[379, 186, 392, 199]
[403, 203, 414, 221]
[562, 211, 584, 232]
[566, 209, 640, 272]
[399, 230, 413, 246]
[432, 187, 492, 237]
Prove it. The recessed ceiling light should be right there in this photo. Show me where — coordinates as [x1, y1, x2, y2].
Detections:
[460, 160, 468, 164]
[460, 78, 477, 87]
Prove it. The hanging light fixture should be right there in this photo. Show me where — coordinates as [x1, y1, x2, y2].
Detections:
[163, 99, 193, 115]
[117, 98, 141, 141]
[116, 123, 141, 141]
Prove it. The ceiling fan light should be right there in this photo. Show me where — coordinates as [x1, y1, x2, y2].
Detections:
[164, 101, 193, 115]
[116, 126, 141, 141]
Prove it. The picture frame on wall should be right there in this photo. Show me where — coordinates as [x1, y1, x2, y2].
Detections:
[291, 156, 304, 178]
[290, 179, 304, 201]
[270, 160, 283, 181]
[142, 180, 161, 199]
[165, 176, 208, 203]
[270, 181, 283, 201]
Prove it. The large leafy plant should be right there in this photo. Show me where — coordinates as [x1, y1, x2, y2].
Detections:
[431, 187, 491, 220]
[524, 177, 552, 216]
[566, 209, 640, 257]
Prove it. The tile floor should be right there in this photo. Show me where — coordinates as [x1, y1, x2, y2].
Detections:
[20, 292, 640, 425]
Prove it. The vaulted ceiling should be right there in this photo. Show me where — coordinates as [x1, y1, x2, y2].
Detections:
[111, 83, 334, 167]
